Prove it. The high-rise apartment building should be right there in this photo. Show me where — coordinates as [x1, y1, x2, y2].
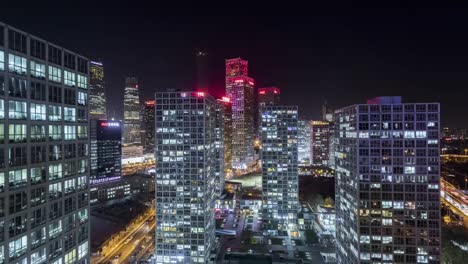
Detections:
[334, 97, 441, 264]
[154, 91, 220, 263]
[217, 97, 233, 177]
[225, 58, 255, 170]
[311, 120, 330, 166]
[261, 105, 299, 232]
[298, 120, 311, 166]
[143, 100, 155, 154]
[89, 60, 106, 120]
[258, 87, 280, 137]
[0, 23, 90, 264]
[123, 77, 141, 144]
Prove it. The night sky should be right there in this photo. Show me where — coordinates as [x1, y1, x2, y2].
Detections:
[2, 2, 468, 127]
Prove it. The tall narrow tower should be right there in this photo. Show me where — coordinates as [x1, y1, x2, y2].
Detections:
[89, 60, 107, 119]
[225, 58, 255, 170]
[123, 77, 141, 144]
[261, 105, 300, 233]
[154, 91, 220, 263]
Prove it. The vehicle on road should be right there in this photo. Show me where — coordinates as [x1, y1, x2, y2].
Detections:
[226, 247, 232, 252]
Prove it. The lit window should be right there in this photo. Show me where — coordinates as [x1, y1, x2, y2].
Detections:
[0, 50, 4, 71]
[78, 242, 88, 259]
[404, 166, 415, 174]
[31, 61, 46, 79]
[48, 105, 62, 121]
[64, 107, 76, 122]
[416, 131, 426, 138]
[30, 103, 46, 120]
[8, 169, 27, 189]
[64, 126, 76, 140]
[8, 54, 27, 75]
[8, 124, 27, 143]
[0, 99, 4, 119]
[49, 164, 63, 180]
[64, 70, 76, 87]
[48, 66, 62, 83]
[78, 92, 87, 105]
[77, 74, 87, 89]
[8, 100, 27, 119]
[49, 125, 62, 141]
[8, 235, 27, 259]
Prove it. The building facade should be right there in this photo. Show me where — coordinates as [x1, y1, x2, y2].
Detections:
[89, 60, 106, 120]
[334, 97, 441, 264]
[258, 87, 280, 136]
[298, 120, 311, 166]
[0, 23, 90, 264]
[123, 77, 141, 144]
[217, 96, 232, 177]
[225, 58, 255, 170]
[261, 106, 299, 232]
[154, 91, 220, 263]
[311, 120, 330, 166]
[143, 100, 155, 154]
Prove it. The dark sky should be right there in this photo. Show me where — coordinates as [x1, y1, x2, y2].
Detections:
[2, 2, 468, 127]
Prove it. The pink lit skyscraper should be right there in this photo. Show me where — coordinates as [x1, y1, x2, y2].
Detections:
[225, 58, 255, 170]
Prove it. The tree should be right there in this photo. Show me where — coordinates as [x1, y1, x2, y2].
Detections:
[304, 229, 318, 244]
[323, 197, 334, 208]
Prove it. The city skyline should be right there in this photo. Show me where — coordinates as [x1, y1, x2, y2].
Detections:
[1, 3, 467, 127]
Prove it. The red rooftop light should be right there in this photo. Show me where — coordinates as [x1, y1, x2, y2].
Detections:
[196, 92, 205, 97]
[259, 90, 266, 95]
[221, 96, 230, 103]
[145, 100, 155, 106]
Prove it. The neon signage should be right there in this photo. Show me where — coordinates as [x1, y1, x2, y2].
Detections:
[101, 122, 120, 127]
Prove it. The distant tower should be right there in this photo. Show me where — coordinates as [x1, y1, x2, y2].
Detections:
[258, 87, 280, 135]
[196, 50, 210, 91]
[225, 58, 255, 170]
[311, 121, 330, 166]
[123, 77, 141, 144]
[217, 96, 233, 177]
[89, 60, 107, 119]
[143, 100, 155, 153]
[322, 99, 333, 122]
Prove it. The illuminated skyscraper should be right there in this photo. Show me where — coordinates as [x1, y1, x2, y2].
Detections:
[335, 97, 441, 264]
[90, 120, 122, 183]
[217, 96, 232, 177]
[89, 60, 106, 119]
[298, 120, 311, 166]
[311, 120, 330, 166]
[155, 91, 221, 263]
[123, 77, 141, 144]
[225, 58, 255, 169]
[143, 100, 155, 153]
[0, 22, 90, 264]
[261, 105, 299, 232]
